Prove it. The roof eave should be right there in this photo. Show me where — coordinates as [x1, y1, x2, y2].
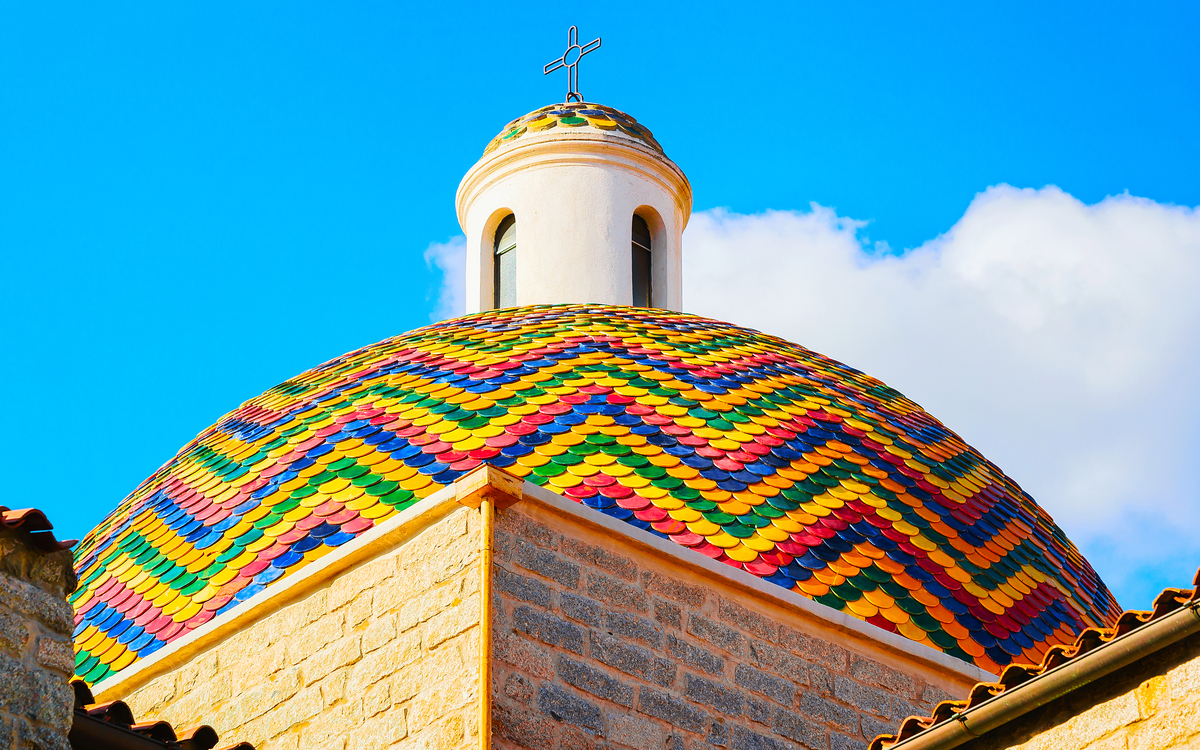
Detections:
[878, 594, 1200, 750]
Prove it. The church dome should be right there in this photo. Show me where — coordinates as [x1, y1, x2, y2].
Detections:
[483, 102, 664, 157]
[70, 305, 1119, 685]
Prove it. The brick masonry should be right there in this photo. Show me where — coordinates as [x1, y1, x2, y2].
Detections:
[0, 525, 78, 750]
[489, 504, 966, 750]
[123, 506, 484, 750]
[961, 631, 1200, 750]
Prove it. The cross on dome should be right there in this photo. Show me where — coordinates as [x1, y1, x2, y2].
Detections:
[543, 25, 601, 103]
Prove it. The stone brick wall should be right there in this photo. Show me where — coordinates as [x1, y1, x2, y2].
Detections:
[489, 503, 966, 750]
[124, 505, 484, 750]
[0, 526, 77, 750]
[965, 631, 1200, 750]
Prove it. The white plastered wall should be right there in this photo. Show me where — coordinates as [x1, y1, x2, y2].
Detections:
[456, 131, 692, 313]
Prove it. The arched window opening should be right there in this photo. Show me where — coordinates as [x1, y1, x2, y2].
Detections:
[632, 214, 652, 307]
[493, 214, 517, 308]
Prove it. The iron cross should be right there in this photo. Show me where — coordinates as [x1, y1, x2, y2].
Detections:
[543, 26, 601, 103]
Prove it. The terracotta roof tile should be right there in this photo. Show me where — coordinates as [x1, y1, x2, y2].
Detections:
[869, 565, 1200, 749]
[1, 505, 76, 551]
[70, 680, 250, 750]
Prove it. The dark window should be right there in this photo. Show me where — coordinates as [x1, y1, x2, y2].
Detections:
[632, 214, 651, 307]
[494, 214, 517, 308]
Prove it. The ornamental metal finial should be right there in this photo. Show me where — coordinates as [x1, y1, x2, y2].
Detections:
[543, 26, 601, 103]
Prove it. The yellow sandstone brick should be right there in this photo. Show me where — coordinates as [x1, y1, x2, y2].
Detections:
[351, 709, 408, 750]
[1137, 674, 1169, 718]
[302, 635, 362, 687]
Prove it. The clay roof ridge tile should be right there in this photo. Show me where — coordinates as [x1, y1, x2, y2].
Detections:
[70, 680, 249, 750]
[0, 505, 76, 551]
[868, 563, 1200, 750]
[85, 700, 135, 726]
[130, 720, 178, 742]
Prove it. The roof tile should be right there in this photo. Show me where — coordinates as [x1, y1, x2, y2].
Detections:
[870, 565, 1200, 749]
[1, 505, 76, 551]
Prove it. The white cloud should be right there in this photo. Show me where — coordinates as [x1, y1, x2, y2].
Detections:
[423, 235, 466, 322]
[685, 187, 1200, 606]
[422, 186, 1200, 606]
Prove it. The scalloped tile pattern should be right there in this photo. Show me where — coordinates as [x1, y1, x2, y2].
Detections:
[483, 102, 663, 156]
[70, 305, 1119, 685]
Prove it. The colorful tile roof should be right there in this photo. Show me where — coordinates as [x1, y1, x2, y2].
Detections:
[869, 565, 1200, 750]
[69, 305, 1119, 686]
[483, 102, 664, 156]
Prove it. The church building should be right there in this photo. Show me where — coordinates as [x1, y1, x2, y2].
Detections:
[64, 30, 1126, 750]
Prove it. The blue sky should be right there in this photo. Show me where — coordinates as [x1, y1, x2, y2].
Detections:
[2, 1, 1197, 607]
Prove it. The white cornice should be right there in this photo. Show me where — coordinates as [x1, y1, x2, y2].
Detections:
[455, 131, 693, 232]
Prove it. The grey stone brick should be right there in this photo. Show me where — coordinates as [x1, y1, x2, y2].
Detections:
[684, 674, 743, 716]
[651, 657, 677, 688]
[687, 614, 744, 656]
[860, 714, 896, 743]
[498, 511, 559, 551]
[0, 536, 76, 600]
[606, 612, 662, 648]
[558, 656, 635, 708]
[562, 592, 603, 627]
[808, 664, 834, 696]
[493, 587, 508, 629]
[590, 632, 674, 686]
[655, 598, 682, 630]
[0, 612, 30, 659]
[496, 566, 552, 607]
[562, 537, 638, 581]
[832, 675, 890, 719]
[517, 540, 580, 588]
[800, 691, 859, 733]
[493, 528, 516, 562]
[494, 632, 555, 678]
[608, 712, 665, 748]
[666, 733, 686, 750]
[538, 683, 603, 735]
[33, 671, 72, 731]
[778, 627, 848, 671]
[0, 576, 72, 635]
[559, 724, 600, 750]
[918, 685, 957, 711]
[831, 733, 867, 750]
[17, 717, 71, 750]
[731, 724, 800, 750]
[638, 687, 708, 734]
[495, 700, 558, 748]
[746, 696, 772, 725]
[666, 633, 725, 676]
[587, 572, 648, 612]
[513, 605, 584, 654]
[708, 720, 729, 747]
[747, 640, 809, 686]
[0, 652, 34, 718]
[35, 636, 74, 675]
[735, 663, 794, 705]
[719, 599, 779, 644]
[772, 707, 829, 749]
[890, 698, 923, 723]
[642, 571, 706, 607]
[848, 655, 917, 700]
[504, 672, 535, 704]
[0, 653, 71, 734]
